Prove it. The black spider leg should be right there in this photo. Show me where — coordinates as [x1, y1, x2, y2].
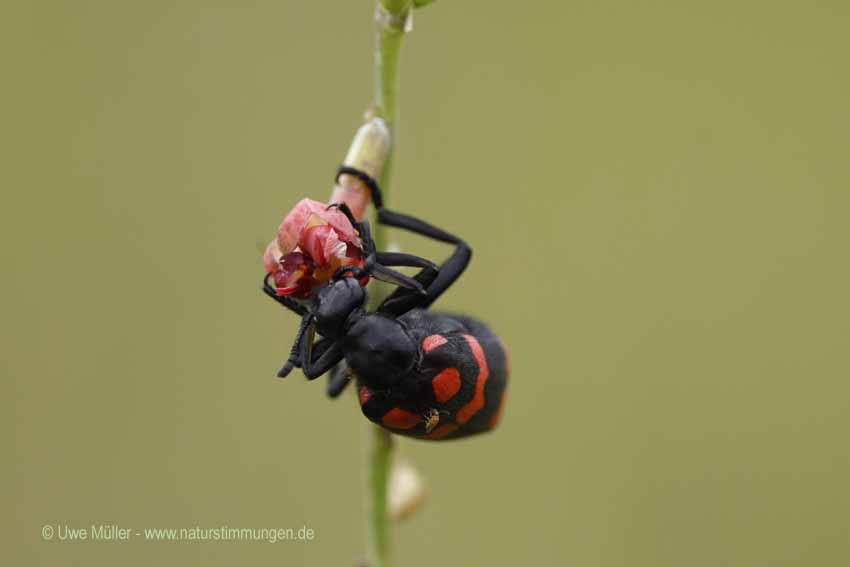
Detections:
[299, 318, 346, 380]
[336, 165, 384, 209]
[263, 273, 316, 377]
[376, 208, 471, 316]
[331, 172, 456, 310]
[327, 202, 427, 294]
[326, 364, 351, 398]
[357, 216, 427, 293]
[329, 176, 435, 292]
[326, 201, 362, 241]
[372, 252, 440, 317]
[372, 251, 435, 269]
[261, 273, 309, 317]
[276, 313, 314, 378]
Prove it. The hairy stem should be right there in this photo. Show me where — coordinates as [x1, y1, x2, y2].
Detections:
[365, 2, 412, 566]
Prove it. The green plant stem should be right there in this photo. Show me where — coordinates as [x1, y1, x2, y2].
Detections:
[366, 421, 394, 566]
[372, 0, 411, 227]
[366, 2, 412, 567]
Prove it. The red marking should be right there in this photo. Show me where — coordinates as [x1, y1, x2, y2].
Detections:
[489, 391, 507, 429]
[431, 368, 461, 403]
[422, 334, 448, 353]
[456, 335, 489, 424]
[424, 423, 458, 440]
[382, 407, 421, 430]
[358, 387, 372, 406]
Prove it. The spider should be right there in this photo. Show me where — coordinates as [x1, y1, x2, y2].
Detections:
[261, 168, 508, 440]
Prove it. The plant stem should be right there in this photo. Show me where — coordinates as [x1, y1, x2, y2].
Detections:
[371, 0, 411, 239]
[366, 421, 394, 566]
[365, 2, 412, 566]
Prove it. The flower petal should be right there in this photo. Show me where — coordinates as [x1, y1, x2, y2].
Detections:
[263, 239, 284, 273]
[298, 224, 333, 265]
[276, 198, 362, 254]
[275, 198, 327, 254]
[264, 198, 368, 298]
[322, 227, 348, 261]
[322, 208, 361, 248]
[273, 252, 316, 297]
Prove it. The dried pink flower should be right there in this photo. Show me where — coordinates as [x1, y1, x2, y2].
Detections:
[263, 198, 365, 298]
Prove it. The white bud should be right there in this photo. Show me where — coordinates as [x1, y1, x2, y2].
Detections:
[388, 458, 429, 522]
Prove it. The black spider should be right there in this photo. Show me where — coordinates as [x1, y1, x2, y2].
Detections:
[261, 168, 471, 393]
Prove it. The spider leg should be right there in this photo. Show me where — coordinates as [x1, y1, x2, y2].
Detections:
[375, 208, 471, 315]
[333, 259, 423, 293]
[331, 167, 468, 311]
[365, 251, 439, 313]
[376, 267, 439, 315]
[330, 169, 434, 295]
[276, 313, 313, 377]
[262, 273, 309, 316]
[347, 218, 425, 292]
[326, 364, 353, 398]
[327, 188, 377, 257]
[336, 165, 384, 209]
[359, 218, 376, 256]
[369, 263, 426, 293]
[327, 201, 359, 228]
[373, 252, 437, 271]
[299, 319, 345, 380]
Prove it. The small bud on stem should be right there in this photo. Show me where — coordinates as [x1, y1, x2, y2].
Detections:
[330, 118, 391, 220]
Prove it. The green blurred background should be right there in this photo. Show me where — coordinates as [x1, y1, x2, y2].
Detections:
[4, 1, 850, 565]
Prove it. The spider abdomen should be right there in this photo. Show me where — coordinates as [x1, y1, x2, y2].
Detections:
[356, 309, 509, 441]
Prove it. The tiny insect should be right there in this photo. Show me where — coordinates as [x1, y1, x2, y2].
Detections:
[423, 408, 441, 434]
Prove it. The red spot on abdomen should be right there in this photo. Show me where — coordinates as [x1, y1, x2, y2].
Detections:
[358, 387, 372, 406]
[424, 423, 458, 440]
[431, 368, 461, 402]
[456, 335, 489, 424]
[382, 407, 421, 430]
[422, 334, 448, 353]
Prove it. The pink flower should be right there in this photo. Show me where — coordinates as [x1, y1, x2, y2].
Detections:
[263, 198, 366, 298]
